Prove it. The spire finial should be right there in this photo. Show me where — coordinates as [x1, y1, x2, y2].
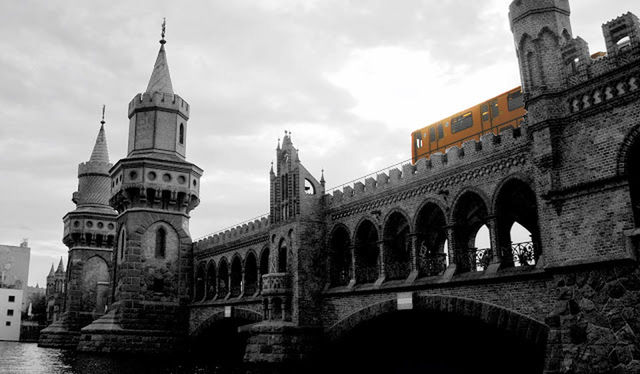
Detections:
[160, 17, 167, 45]
[100, 104, 106, 126]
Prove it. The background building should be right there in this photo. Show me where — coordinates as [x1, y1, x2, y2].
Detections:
[0, 240, 30, 341]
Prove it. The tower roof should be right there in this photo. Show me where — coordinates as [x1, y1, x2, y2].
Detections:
[56, 257, 65, 273]
[48, 263, 54, 277]
[145, 24, 174, 95]
[89, 123, 110, 163]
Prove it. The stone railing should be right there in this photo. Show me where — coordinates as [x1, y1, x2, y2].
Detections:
[261, 273, 291, 296]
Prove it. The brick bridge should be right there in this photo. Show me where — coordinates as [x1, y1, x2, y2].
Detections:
[189, 5, 640, 372]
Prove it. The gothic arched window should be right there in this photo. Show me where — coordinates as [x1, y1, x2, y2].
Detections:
[155, 227, 166, 258]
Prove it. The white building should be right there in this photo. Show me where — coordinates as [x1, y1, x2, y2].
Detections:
[0, 288, 23, 341]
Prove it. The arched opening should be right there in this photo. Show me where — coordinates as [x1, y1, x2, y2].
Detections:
[277, 239, 287, 273]
[218, 259, 229, 297]
[230, 256, 242, 297]
[118, 227, 127, 262]
[194, 263, 205, 301]
[319, 309, 546, 374]
[495, 179, 541, 267]
[272, 298, 283, 320]
[452, 192, 490, 272]
[205, 261, 216, 300]
[383, 212, 411, 281]
[354, 220, 379, 284]
[81, 256, 109, 314]
[244, 253, 257, 295]
[155, 227, 166, 259]
[473, 224, 491, 271]
[415, 203, 448, 277]
[259, 247, 269, 292]
[190, 315, 257, 369]
[179, 123, 185, 144]
[628, 138, 640, 226]
[329, 226, 352, 287]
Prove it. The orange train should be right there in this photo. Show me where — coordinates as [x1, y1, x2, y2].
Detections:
[411, 86, 526, 163]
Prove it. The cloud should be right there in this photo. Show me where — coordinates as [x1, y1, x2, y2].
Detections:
[0, 0, 637, 286]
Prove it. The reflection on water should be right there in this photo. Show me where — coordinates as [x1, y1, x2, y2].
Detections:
[0, 342, 249, 374]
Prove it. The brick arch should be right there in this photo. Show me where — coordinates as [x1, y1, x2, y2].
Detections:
[381, 207, 413, 234]
[448, 186, 491, 224]
[325, 294, 548, 346]
[190, 307, 263, 337]
[412, 197, 449, 230]
[329, 222, 351, 239]
[616, 124, 640, 176]
[489, 172, 535, 215]
[352, 216, 380, 243]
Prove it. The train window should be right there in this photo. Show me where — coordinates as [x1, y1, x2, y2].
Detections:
[429, 127, 436, 142]
[437, 124, 444, 139]
[481, 104, 489, 121]
[452, 112, 473, 133]
[508, 91, 524, 111]
[415, 133, 423, 148]
[491, 101, 499, 118]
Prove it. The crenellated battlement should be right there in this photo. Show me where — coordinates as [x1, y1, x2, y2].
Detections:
[509, 0, 570, 24]
[194, 216, 270, 252]
[325, 125, 529, 208]
[78, 161, 111, 177]
[127, 91, 190, 119]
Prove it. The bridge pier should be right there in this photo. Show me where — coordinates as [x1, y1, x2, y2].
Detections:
[243, 322, 321, 365]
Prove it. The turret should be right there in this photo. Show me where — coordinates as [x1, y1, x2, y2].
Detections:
[62, 110, 117, 250]
[270, 131, 323, 225]
[509, 0, 573, 96]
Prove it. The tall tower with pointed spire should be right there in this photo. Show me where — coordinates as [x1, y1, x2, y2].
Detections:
[78, 21, 202, 353]
[39, 112, 117, 348]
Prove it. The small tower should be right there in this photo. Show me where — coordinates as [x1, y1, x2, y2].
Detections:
[509, 0, 573, 96]
[78, 20, 202, 354]
[40, 112, 117, 348]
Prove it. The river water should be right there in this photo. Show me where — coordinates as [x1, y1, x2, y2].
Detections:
[0, 342, 251, 374]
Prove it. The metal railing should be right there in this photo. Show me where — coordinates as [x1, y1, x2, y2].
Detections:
[418, 252, 448, 277]
[455, 247, 493, 272]
[509, 241, 536, 267]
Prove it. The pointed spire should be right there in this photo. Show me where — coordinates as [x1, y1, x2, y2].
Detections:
[282, 130, 292, 147]
[320, 169, 325, 186]
[56, 257, 64, 273]
[48, 263, 55, 277]
[89, 105, 110, 163]
[146, 18, 174, 94]
[277, 138, 281, 150]
[270, 161, 274, 175]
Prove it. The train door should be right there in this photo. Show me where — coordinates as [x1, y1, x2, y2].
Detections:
[481, 100, 499, 135]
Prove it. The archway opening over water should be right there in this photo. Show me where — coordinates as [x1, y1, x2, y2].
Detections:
[318, 309, 545, 374]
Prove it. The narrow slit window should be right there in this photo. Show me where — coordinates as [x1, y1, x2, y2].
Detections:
[155, 227, 166, 258]
[179, 124, 185, 145]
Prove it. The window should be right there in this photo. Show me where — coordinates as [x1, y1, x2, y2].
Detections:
[452, 112, 474, 133]
[8, 296, 14, 302]
[481, 104, 489, 121]
[508, 91, 524, 111]
[429, 127, 436, 142]
[179, 123, 184, 144]
[155, 228, 166, 258]
[152, 278, 163, 292]
[491, 101, 500, 118]
[5, 321, 10, 326]
[7, 309, 13, 316]
[437, 124, 444, 139]
[415, 133, 423, 148]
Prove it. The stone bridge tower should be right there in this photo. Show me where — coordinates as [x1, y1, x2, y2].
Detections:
[244, 132, 326, 362]
[77, 26, 202, 353]
[39, 117, 117, 348]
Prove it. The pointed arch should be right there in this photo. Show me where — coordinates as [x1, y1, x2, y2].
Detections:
[415, 200, 448, 277]
[244, 251, 258, 295]
[329, 224, 352, 287]
[259, 246, 270, 292]
[155, 227, 166, 258]
[618, 125, 640, 226]
[382, 210, 411, 281]
[354, 219, 379, 284]
[194, 262, 206, 301]
[217, 257, 229, 297]
[205, 260, 216, 300]
[230, 255, 243, 297]
[277, 238, 288, 273]
[451, 189, 490, 272]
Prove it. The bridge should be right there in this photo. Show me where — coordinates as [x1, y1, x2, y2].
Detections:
[187, 4, 640, 372]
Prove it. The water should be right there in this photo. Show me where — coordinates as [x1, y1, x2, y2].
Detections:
[0, 342, 248, 374]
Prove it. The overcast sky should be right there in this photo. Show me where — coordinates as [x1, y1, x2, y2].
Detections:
[0, 0, 637, 287]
